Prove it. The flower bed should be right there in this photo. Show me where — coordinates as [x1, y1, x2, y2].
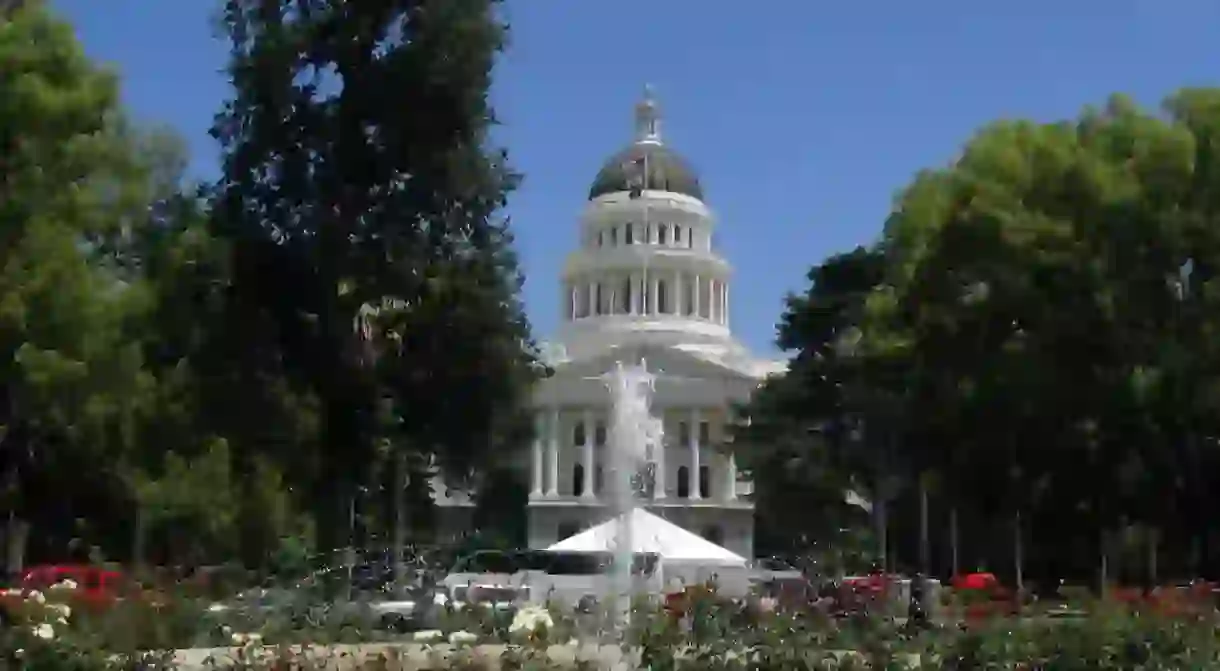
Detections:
[6, 582, 1220, 669]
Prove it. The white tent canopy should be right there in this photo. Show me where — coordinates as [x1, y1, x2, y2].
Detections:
[546, 508, 747, 566]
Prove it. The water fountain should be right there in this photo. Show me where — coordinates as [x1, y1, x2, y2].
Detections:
[597, 360, 665, 639]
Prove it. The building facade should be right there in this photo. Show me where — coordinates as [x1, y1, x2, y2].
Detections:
[525, 88, 784, 560]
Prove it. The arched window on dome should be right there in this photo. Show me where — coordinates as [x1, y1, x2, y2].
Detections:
[610, 227, 618, 246]
[658, 225, 668, 246]
[594, 284, 603, 316]
[597, 231, 604, 248]
[620, 277, 632, 313]
[674, 226, 682, 245]
[625, 224, 634, 245]
[688, 229, 694, 249]
[572, 464, 584, 497]
[657, 279, 670, 314]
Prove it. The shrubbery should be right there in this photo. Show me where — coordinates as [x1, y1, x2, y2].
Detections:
[4, 583, 1220, 669]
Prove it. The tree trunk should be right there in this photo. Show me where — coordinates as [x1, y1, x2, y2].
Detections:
[345, 493, 356, 601]
[918, 476, 930, 576]
[392, 452, 407, 597]
[132, 504, 145, 568]
[4, 516, 28, 576]
[949, 506, 960, 577]
[876, 497, 888, 573]
[1099, 529, 1109, 595]
[1147, 527, 1158, 588]
[1013, 509, 1024, 595]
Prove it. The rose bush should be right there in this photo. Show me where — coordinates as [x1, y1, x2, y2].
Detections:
[4, 582, 1220, 669]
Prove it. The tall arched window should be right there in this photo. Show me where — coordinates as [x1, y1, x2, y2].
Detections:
[658, 225, 668, 245]
[676, 466, 690, 498]
[672, 224, 680, 245]
[594, 284, 603, 315]
[572, 464, 585, 497]
[573, 420, 585, 447]
[685, 280, 695, 316]
[699, 465, 710, 499]
[594, 466, 603, 494]
[657, 280, 669, 314]
[620, 277, 632, 313]
[625, 224, 634, 245]
[610, 227, 618, 246]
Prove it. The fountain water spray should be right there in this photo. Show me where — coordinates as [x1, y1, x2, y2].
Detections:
[598, 360, 664, 637]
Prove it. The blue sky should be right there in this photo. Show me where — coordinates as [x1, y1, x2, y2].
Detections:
[52, 0, 1220, 354]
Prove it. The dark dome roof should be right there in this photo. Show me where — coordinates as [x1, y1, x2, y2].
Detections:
[588, 143, 703, 201]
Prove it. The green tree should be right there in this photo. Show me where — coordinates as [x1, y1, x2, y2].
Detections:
[211, 0, 538, 553]
[0, 0, 168, 569]
[733, 247, 886, 558]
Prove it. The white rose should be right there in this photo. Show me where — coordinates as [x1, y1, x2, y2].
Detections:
[448, 630, 478, 645]
[28, 591, 45, 605]
[509, 605, 553, 634]
[48, 602, 71, 620]
[49, 579, 78, 592]
[31, 623, 54, 640]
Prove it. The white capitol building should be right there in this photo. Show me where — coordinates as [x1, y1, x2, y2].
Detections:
[439, 89, 784, 560]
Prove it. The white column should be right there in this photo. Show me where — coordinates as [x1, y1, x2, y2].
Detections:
[531, 412, 543, 497]
[674, 271, 683, 316]
[547, 408, 560, 497]
[569, 286, 578, 320]
[649, 277, 659, 316]
[724, 452, 737, 501]
[693, 274, 702, 318]
[588, 281, 597, 316]
[582, 409, 595, 499]
[720, 283, 728, 324]
[654, 410, 666, 499]
[689, 408, 701, 500]
[710, 279, 719, 323]
[717, 284, 727, 326]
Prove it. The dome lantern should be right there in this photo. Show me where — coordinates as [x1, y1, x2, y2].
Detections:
[634, 84, 662, 144]
[588, 86, 703, 201]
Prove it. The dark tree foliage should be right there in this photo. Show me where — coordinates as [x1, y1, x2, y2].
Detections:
[210, 0, 539, 551]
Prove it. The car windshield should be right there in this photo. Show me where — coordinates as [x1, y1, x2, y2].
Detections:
[527, 551, 659, 576]
[450, 551, 519, 574]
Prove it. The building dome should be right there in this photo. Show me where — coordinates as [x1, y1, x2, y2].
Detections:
[588, 143, 703, 201]
[587, 85, 704, 202]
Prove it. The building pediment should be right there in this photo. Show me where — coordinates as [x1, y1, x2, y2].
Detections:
[532, 343, 766, 407]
